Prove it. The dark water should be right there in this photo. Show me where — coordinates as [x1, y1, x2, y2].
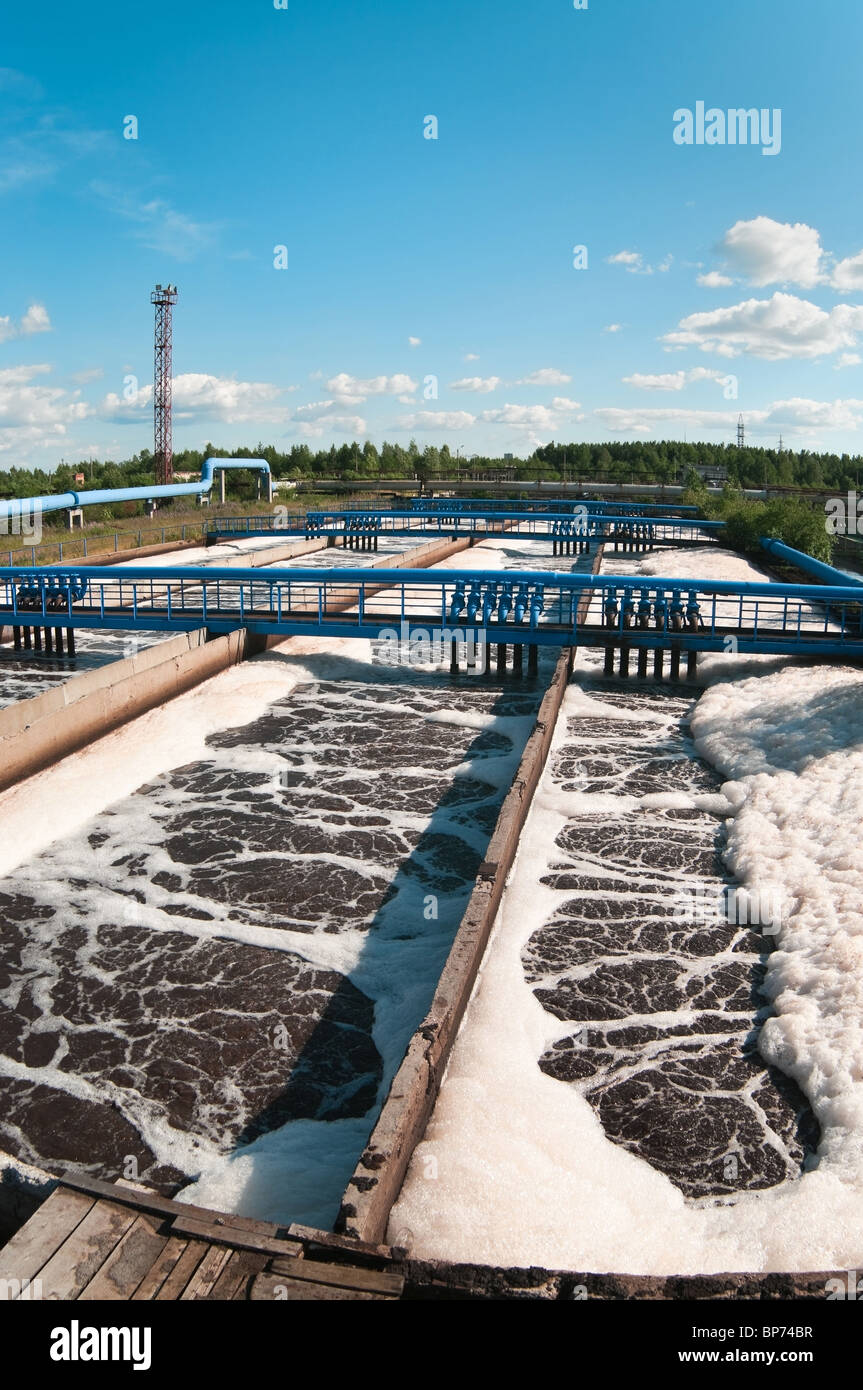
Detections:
[523, 675, 818, 1201]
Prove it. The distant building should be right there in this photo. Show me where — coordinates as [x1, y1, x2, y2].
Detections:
[694, 462, 728, 485]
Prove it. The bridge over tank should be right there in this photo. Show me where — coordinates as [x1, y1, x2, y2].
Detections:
[207, 510, 723, 552]
[403, 496, 700, 517]
[1, 563, 862, 670]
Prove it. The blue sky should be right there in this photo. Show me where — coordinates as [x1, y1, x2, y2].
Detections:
[2, 0, 863, 470]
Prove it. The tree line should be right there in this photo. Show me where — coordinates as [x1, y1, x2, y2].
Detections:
[2, 437, 862, 503]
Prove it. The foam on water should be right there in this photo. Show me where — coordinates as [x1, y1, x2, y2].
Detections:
[388, 546, 863, 1274]
[0, 534, 564, 1226]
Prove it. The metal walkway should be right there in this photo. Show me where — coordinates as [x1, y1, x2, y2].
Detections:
[2, 563, 861, 663]
[207, 510, 722, 549]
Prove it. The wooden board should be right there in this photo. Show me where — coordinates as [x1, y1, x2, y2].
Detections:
[58, 1172, 286, 1239]
[266, 1255, 404, 1297]
[35, 1199, 137, 1301]
[170, 1212, 302, 1260]
[155, 1240, 209, 1301]
[179, 1244, 231, 1300]
[251, 1272, 388, 1302]
[288, 1223, 395, 1261]
[77, 1213, 169, 1301]
[0, 1188, 94, 1288]
[131, 1235, 189, 1301]
[206, 1249, 268, 1301]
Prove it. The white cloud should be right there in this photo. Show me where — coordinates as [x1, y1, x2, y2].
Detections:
[831, 251, 863, 291]
[594, 406, 743, 434]
[326, 372, 418, 404]
[607, 250, 671, 276]
[296, 415, 367, 438]
[623, 367, 727, 391]
[719, 217, 825, 288]
[608, 250, 648, 273]
[515, 367, 572, 386]
[398, 410, 477, 430]
[697, 271, 734, 288]
[102, 372, 290, 424]
[594, 396, 863, 438]
[0, 302, 51, 343]
[762, 396, 863, 432]
[408, 336, 421, 347]
[464, 353, 480, 362]
[711, 215, 863, 294]
[604, 323, 623, 333]
[0, 363, 89, 453]
[836, 353, 862, 369]
[293, 399, 338, 420]
[91, 183, 220, 261]
[662, 292, 863, 360]
[450, 376, 500, 393]
[480, 398, 584, 430]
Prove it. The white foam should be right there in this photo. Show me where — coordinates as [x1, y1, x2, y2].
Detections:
[388, 548, 863, 1275]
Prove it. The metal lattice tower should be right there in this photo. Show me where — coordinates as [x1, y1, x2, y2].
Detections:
[151, 283, 178, 487]
[737, 414, 745, 448]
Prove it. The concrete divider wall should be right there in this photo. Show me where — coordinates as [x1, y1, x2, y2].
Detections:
[0, 628, 249, 793]
[336, 550, 604, 1245]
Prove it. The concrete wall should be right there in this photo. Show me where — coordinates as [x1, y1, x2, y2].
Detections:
[0, 628, 251, 793]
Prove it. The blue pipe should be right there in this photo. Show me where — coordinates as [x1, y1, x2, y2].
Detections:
[759, 537, 863, 587]
[0, 457, 271, 523]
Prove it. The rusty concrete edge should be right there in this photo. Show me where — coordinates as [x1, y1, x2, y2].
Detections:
[336, 551, 605, 1246]
[400, 1258, 845, 1301]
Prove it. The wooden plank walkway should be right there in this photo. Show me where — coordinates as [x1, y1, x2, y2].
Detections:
[0, 1173, 404, 1301]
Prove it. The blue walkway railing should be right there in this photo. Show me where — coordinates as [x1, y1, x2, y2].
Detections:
[2, 564, 861, 659]
[207, 510, 721, 547]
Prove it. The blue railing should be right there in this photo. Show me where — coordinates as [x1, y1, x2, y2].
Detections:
[206, 510, 721, 546]
[1, 563, 860, 658]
